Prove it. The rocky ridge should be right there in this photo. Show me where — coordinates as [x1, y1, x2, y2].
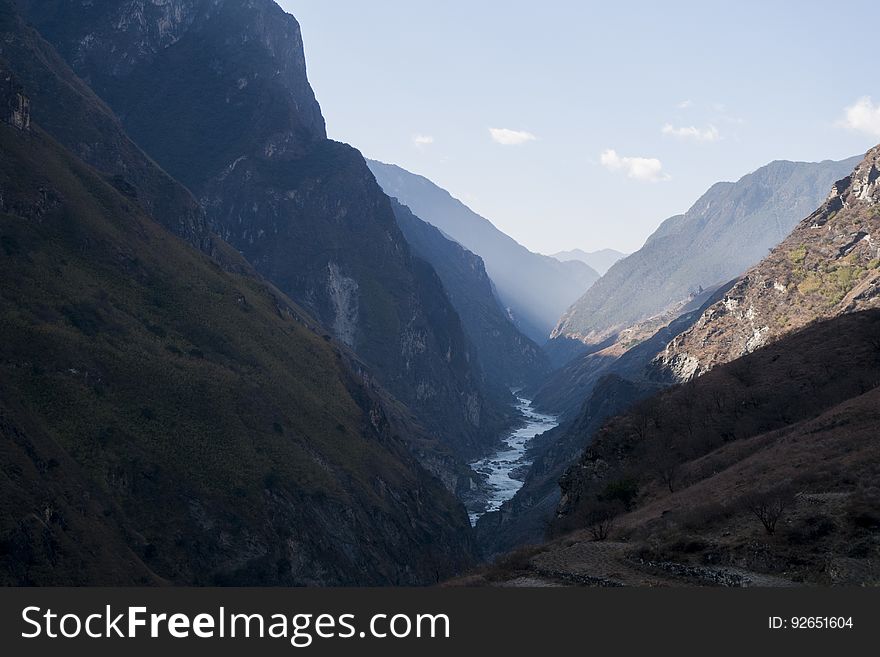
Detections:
[657, 146, 880, 380]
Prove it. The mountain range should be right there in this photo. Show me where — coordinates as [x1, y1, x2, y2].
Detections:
[2, 0, 878, 588]
[551, 157, 861, 351]
[656, 145, 880, 380]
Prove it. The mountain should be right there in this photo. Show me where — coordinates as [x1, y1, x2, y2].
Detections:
[551, 248, 627, 275]
[390, 199, 550, 388]
[366, 159, 600, 342]
[466, 310, 880, 586]
[657, 146, 880, 381]
[551, 157, 862, 352]
[22, 0, 511, 461]
[0, 39, 475, 584]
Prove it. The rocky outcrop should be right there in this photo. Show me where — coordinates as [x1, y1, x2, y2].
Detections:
[551, 156, 861, 353]
[656, 145, 880, 380]
[0, 67, 29, 131]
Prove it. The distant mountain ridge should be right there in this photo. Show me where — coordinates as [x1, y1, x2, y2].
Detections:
[390, 199, 550, 388]
[551, 156, 862, 350]
[367, 159, 600, 342]
[551, 248, 627, 275]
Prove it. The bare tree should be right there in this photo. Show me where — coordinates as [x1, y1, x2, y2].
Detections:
[742, 488, 793, 535]
[585, 503, 620, 541]
[588, 512, 614, 541]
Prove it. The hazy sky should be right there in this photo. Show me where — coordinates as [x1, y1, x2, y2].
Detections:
[278, 0, 880, 254]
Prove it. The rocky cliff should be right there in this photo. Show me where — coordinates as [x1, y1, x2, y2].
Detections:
[22, 0, 510, 460]
[657, 146, 880, 380]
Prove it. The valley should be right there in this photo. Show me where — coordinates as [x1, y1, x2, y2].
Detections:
[1, 0, 878, 589]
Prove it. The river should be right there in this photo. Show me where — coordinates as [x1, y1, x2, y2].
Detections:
[468, 397, 559, 525]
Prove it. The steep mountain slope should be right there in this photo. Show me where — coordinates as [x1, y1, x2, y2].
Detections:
[466, 311, 880, 586]
[552, 157, 861, 350]
[23, 0, 509, 460]
[550, 311, 880, 585]
[657, 146, 880, 380]
[390, 199, 549, 388]
[551, 248, 627, 275]
[367, 159, 600, 342]
[0, 86, 475, 585]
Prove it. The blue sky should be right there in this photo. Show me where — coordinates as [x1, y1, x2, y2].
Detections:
[278, 0, 880, 254]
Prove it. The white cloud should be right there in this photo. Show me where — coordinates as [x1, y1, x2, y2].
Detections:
[600, 149, 670, 182]
[488, 127, 537, 145]
[413, 134, 435, 147]
[662, 123, 720, 142]
[837, 97, 880, 137]
[677, 99, 693, 109]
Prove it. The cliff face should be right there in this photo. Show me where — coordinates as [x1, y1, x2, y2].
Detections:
[657, 146, 880, 381]
[551, 157, 861, 351]
[22, 0, 509, 460]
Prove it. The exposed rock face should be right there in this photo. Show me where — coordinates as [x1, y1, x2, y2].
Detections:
[23, 0, 509, 460]
[551, 157, 861, 352]
[0, 67, 29, 130]
[326, 262, 359, 349]
[367, 159, 600, 343]
[657, 146, 880, 380]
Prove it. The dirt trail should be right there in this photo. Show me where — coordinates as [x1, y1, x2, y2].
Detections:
[511, 539, 801, 587]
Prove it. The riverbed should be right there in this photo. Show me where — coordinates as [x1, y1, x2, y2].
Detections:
[468, 397, 558, 524]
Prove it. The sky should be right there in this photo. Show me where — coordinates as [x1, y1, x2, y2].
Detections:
[278, 0, 880, 254]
